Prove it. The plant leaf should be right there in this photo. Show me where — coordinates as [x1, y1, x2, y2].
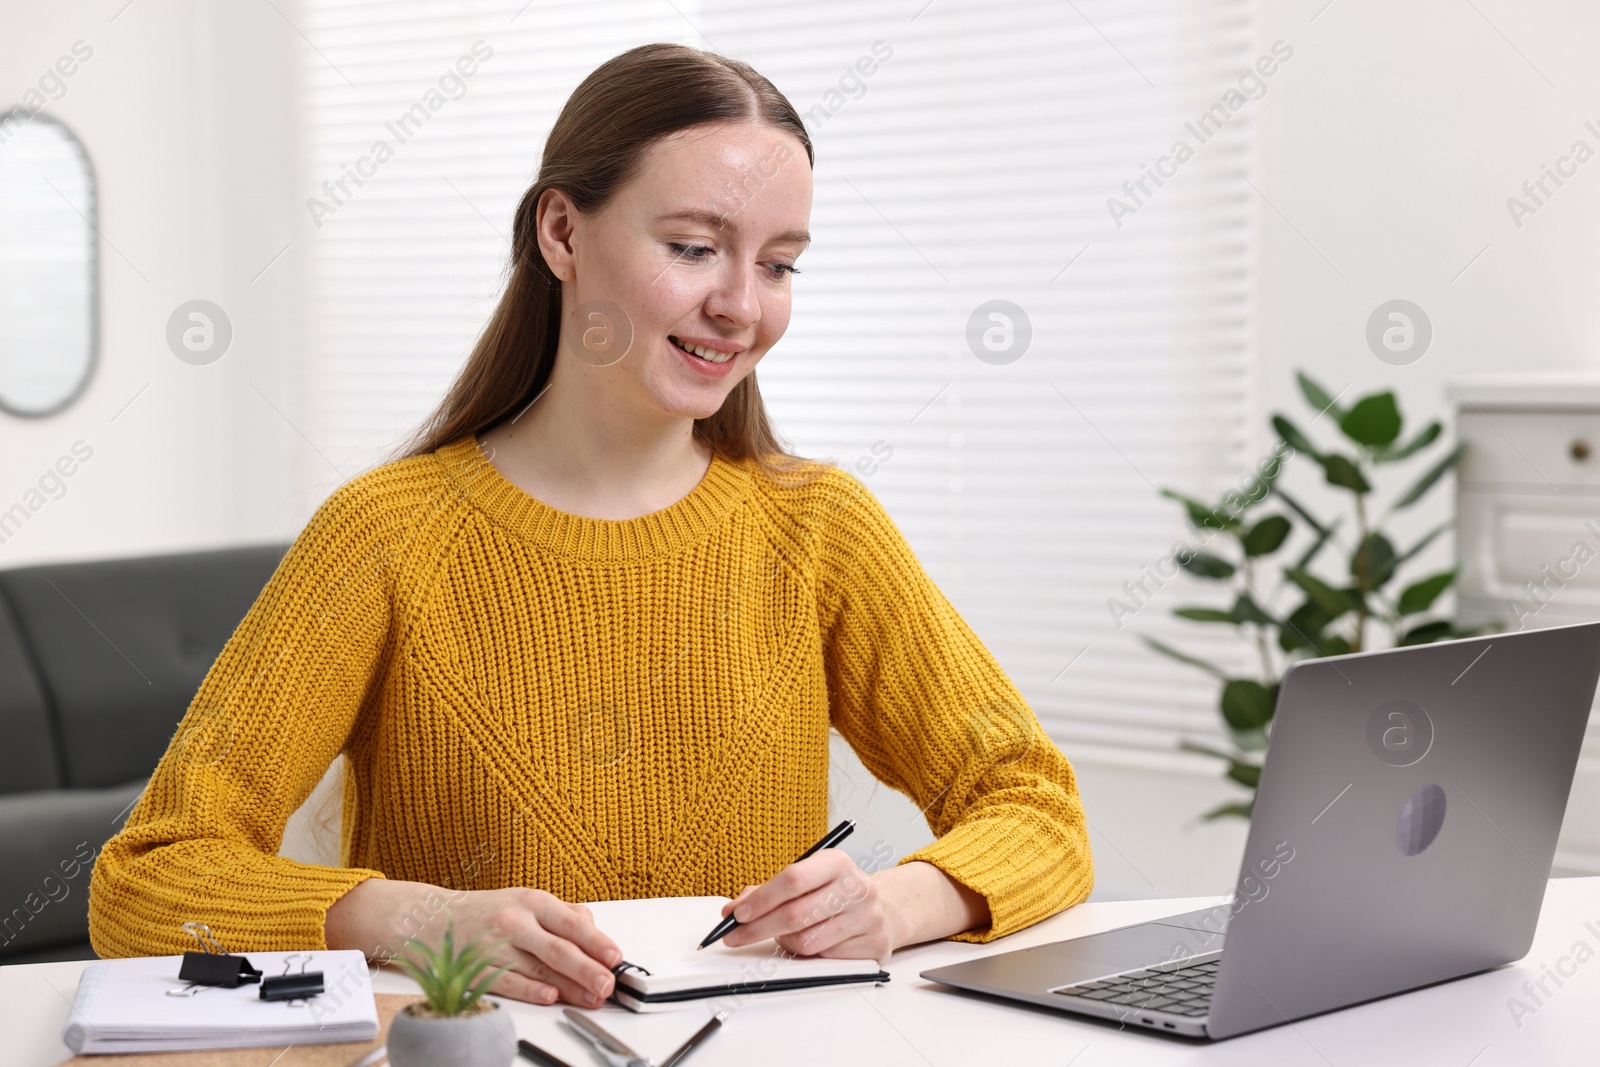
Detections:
[1283, 568, 1360, 618]
[1200, 800, 1255, 821]
[1161, 490, 1209, 527]
[1320, 453, 1371, 493]
[1242, 515, 1291, 557]
[1179, 552, 1236, 579]
[1231, 727, 1269, 752]
[1296, 371, 1344, 420]
[1179, 739, 1241, 763]
[1246, 449, 1290, 498]
[1231, 593, 1277, 626]
[1351, 532, 1398, 591]
[393, 916, 517, 1016]
[1176, 741, 1263, 790]
[1272, 488, 1329, 539]
[1175, 607, 1239, 624]
[1291, 515, 1341, 572]
[1396, 519, 1452, 564]
[1272, 415, 1322, 461]
[1398, 619, 1454, 646]
[1374, 420, 1441, 464]
[1140, 636, 1226, 678]
[1397, 569, 1456, 615]
[462, 963, 513, 1009]
[1220, 679, 1277, 731]
[1278, 599, 1332, 652]
[1271, 489, 1339, 571]
[1161, 488, 1239, 531]
[1316, 634, 1353, 657]
[1226, 761, 1262, 789]
[1338, 392, 1402, 447]
[1391, 444, 1464, 510]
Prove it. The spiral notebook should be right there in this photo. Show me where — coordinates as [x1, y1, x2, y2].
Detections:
[585, 896, 890, 1013]
[61, 950, 378, 1054]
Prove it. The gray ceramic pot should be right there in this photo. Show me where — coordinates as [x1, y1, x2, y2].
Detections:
[386, 999, 517, 1067]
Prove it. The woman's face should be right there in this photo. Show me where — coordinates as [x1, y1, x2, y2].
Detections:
[538, 120, 813, 423]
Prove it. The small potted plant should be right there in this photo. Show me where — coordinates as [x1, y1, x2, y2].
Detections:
[386, 916, 517, 1067]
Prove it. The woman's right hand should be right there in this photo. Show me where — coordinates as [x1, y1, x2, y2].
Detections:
[326, 878, 624, 1007]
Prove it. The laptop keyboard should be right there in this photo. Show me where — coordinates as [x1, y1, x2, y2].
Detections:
[1053, 958, 1219, 1017]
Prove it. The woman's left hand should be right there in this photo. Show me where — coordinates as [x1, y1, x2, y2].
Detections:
[718, 849, 896, 961]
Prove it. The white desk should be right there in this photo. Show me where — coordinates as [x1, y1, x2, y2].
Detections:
[5, 879, 1599, 1067]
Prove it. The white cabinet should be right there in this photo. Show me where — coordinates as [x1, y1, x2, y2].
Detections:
[1454, 378, 1600, 874]
[1457, 402, 1600, 630]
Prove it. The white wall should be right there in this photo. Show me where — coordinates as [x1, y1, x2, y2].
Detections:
[0, 0, 308, 568]
[1256, 0, 1600, 435]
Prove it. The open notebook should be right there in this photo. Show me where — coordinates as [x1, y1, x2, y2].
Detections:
[62, 950, 378, 1054]
[585, 896, 890, 1013]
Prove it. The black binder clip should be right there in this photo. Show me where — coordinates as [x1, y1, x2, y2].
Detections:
[170, 922, 262, 995]
[607, 960, 651, 1005]
[261, 953, 324, 1003]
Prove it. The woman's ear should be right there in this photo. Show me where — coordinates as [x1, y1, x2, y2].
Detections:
[537, 187, 579, 281]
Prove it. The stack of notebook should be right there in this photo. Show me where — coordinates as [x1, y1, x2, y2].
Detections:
[61, 950, 378, 1054]
[583, 896, 890, 1013]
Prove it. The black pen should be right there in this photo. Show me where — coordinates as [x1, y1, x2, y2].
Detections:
[660, 1011, 728, 1067]
[697, 819, 856, 949]
[517, 1037, 578, 1067]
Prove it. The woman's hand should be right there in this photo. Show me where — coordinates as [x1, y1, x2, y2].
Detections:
[719, 856, 992, 962]
[719, 849, 893, 960]
[326, 879, 624, 1007]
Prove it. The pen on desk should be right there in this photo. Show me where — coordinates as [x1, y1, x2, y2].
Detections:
[563, 1008, 651, 1066]
[659, 1011, 727, 1067]
[518, 1037, 578, 1067]
[697, 819, 856, 949]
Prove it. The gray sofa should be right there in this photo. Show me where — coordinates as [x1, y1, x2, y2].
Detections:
[0, 544, 285, 964]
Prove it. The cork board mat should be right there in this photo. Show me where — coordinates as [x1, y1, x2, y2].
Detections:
[53, 992, 420, 1066]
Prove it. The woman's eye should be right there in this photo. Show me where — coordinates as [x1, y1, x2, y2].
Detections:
[667, 243, 801, 278]
[668, 242, 712, 260]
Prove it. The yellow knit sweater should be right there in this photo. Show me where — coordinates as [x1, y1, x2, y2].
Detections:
[89, 437, 1092, 957]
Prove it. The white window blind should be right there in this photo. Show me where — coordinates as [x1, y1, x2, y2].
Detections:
[296, 0, 1259, 768]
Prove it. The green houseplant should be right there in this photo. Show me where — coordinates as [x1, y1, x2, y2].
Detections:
[386, 917, 517, 1067]
[1145, 372, 1477, 819]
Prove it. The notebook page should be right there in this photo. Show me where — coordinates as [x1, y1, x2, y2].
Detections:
[583, 896, 884, 992]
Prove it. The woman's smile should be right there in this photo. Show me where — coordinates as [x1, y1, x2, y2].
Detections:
[668, 333, 742, 377]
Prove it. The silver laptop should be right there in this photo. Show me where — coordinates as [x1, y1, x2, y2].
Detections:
[922, 620, 1600, 1039]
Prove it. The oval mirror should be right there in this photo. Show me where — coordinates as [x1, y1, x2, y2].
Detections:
[0, 115, 98, 417]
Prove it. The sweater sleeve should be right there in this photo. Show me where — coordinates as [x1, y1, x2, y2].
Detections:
[814, 471, 1094, 942]
[88, 477, 402, 957]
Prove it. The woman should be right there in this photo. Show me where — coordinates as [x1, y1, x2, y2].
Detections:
[88, 42, 1093, 1009]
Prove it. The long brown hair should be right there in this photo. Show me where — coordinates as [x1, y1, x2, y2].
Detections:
[401, 43, 815, 475]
